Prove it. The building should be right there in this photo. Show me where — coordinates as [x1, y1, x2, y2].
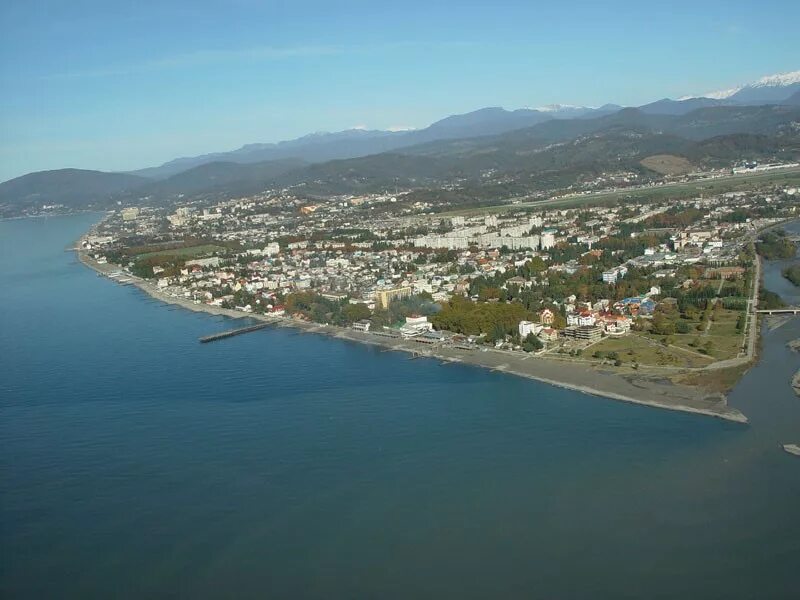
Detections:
[704, 266, 746, 279]
[567, 311, 596, 327]
[540, 231, 556, 250]
[562, 325, 603, 342]
[263, 242, 281, 256]
[400, 315, 433, 338]
[518, 320, 542, 338]
[596, 313, 631, 333]
[602, 266, 628, 284]
[375, 286, 412, 309]
[539, 327, 558, 342]
[404, 315, 432, 330]
[352, 320, 371, 332]
[539, 308, 555, 325]
[185, 257, 221, 268]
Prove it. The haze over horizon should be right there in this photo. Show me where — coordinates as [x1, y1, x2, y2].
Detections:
[1, 0, 798, 182]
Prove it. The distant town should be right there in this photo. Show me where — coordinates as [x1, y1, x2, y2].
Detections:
[72, 158, 800, 420]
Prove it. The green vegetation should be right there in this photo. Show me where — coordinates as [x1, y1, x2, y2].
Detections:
[522, 333, 543, 352]
[264, 292, 438, 329]
[430, 296, 532, 338]
[783, 264, 800, 287]
[632, 301, 745, 362]
[756, 230, 798, 260]
[107, 238, 236, 279]
[759, 288, 786, 310]
[590, 335, 712, 369]
[136, 244, 225, 261]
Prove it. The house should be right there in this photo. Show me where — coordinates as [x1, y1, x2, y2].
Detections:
[615, 297, 657, 316]
[598, 314, 631, 335]
[539, 327, 558, 342]
[505, 276, 530, 289]
[539, 308, 555, 325]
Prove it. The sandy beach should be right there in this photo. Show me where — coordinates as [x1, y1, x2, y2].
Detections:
[77, 249, 748, 423]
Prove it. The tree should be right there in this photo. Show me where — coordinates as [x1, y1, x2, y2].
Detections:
[341, 303, 371, 324]
[522, 333, 543, 352]
[651, 313, 676, 336]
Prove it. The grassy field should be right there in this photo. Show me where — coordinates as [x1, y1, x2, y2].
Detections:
[640, 154, 694, 175]
[637, 307, 746, 362]
[136, 244, 225, 261]
[439, 167, 800, 216]
[590, 334, 714, 369]
[705, 308, 747, 358]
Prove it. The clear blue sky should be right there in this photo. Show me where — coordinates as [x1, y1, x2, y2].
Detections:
[1, 0, 798, 181]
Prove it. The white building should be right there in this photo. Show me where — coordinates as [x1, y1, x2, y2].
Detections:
[518, 320, 542, 338]
[540, 231, 556, 250]
[352, 320, 371, 332]
[602, 266, 628, 284]
[567, 312, 596, 327]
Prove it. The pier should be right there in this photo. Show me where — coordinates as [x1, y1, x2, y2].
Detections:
[199, 322, 272, 343]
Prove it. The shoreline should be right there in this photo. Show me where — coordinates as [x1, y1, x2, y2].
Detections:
[77, 248, 748, 423]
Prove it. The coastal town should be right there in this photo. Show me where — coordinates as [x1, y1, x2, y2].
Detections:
[78, 173, 800, 421]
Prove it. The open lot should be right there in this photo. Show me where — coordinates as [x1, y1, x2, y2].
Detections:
[136, 244, 226, 261]
[590, 334, 714, 369]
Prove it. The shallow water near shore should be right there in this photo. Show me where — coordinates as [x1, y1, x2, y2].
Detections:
[2, 214, 799, 599]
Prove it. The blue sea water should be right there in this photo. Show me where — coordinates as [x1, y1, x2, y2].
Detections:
[1, 214, 799, 599]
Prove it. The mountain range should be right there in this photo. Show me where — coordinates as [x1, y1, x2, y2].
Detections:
[2, 69, 799, 215]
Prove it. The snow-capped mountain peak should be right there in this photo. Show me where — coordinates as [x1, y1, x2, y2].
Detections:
[535, 104, 588, 113]
[686, 69, 800, 100]
[751, 70, 800, 88]
[702, 87, 742, 100]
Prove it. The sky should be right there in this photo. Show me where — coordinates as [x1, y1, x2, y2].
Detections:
[1, 0, 798, 182]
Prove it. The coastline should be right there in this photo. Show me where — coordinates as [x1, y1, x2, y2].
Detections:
[77, 248, 748, 423]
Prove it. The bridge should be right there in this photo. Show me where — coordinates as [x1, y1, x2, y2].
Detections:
[755, 307, 800, 315]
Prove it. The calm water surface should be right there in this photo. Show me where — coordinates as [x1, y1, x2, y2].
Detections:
[1, 214, 799, 599]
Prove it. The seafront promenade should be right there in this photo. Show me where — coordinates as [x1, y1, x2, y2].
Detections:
[77, 249, 748, 423]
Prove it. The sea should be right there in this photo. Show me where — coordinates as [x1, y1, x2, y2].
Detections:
[1, 214, 799, 599]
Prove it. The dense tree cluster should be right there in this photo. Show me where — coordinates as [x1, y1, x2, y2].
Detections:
[756, 230, 798, 260]
[430, 296, 533, 338]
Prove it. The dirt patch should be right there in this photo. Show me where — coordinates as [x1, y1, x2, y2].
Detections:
[641, 154, 694, 175]
[673, 363, 750, 394]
